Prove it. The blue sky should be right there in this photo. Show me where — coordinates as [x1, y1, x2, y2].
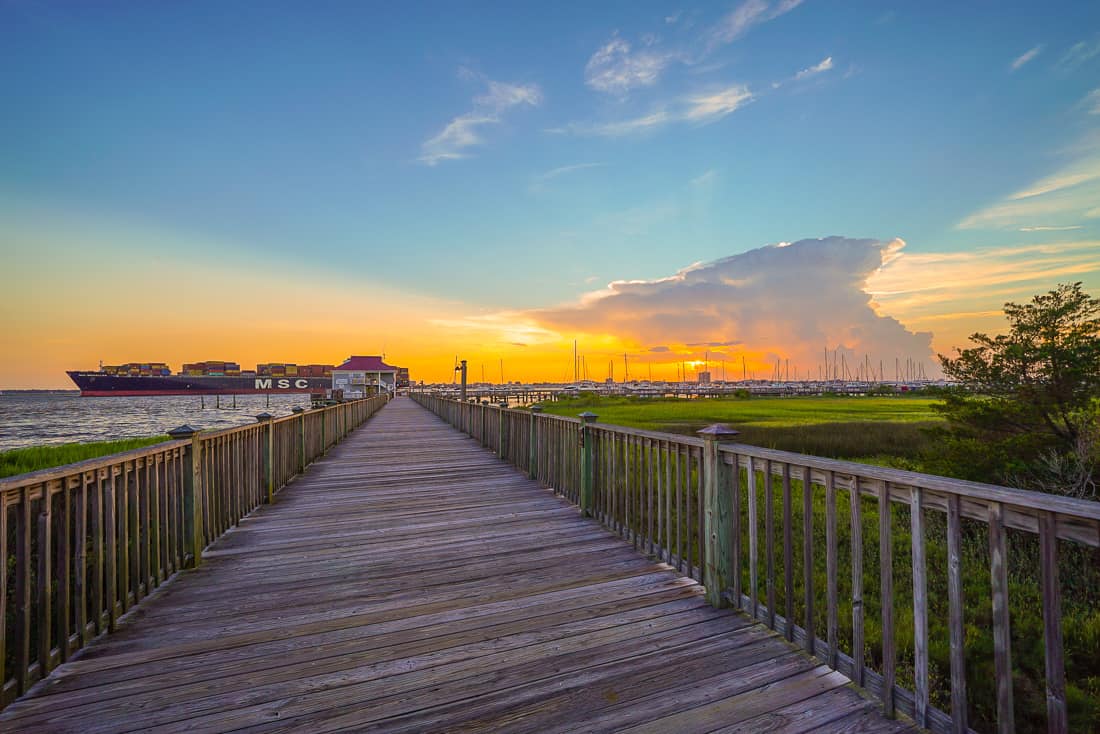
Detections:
[2, 1, 1100, 384]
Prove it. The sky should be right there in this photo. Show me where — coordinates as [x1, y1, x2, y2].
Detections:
[2, 0, 1100, 387]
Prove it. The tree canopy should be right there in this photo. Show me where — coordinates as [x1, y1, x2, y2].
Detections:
[935, 283, 1100, 478]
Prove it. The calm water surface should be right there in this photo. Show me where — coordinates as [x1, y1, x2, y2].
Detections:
[0, 392, 313, 452]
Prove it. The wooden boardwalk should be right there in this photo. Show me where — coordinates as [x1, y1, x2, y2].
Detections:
[0, 398, 916, 733]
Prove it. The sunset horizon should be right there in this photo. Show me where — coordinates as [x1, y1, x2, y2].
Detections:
[3, 2, 1099, 389]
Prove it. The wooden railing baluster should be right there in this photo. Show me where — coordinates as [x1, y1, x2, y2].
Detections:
[1040, 511, 1068, 734]
[946, 492, 967, 733]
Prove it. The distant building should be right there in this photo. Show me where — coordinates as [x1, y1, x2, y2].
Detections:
[396, 366, 410, 388]
[331, 355, 398, 397]
[697, 371, 712, 384]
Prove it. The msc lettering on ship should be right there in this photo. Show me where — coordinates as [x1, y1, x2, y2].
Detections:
[254, 378, 310, 389]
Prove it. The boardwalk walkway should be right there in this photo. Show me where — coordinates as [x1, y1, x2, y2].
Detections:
[0, 398, 916, 733]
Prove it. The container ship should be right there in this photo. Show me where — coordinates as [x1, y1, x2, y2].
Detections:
[67, 361, 334, 397]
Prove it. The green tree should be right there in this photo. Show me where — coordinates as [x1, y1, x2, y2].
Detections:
[933, 283, 1100, 488]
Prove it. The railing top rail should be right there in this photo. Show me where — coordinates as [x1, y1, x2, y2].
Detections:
[0, 438, 190, 493]
[588, 420, 705, 446]
[1, 397, 383, 493]
[425, 393, 1100, 525]
[720, 442, 1100, 523]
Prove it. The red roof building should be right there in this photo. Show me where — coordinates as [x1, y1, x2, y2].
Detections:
[331, 355, 398, 395]
[333, 355, 398, 372]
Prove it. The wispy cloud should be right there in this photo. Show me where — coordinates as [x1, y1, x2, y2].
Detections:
[1010, 45, 1042, 71]
[533, 163, 606, 184]
[1056, 38, 1100, 71]
[554, 84, 752, 137]
[1018, 225, 1083, 232]
[550, 108, 671, 137]
[691, 169, 719, 186]
[706, 0, 804, 51]
[794, 56, 834, 80]
[420, 74, 542, 166]
[585, 36, 675, 95]
[958, 134, 1100, 229]
[683, 85, 753, 122]
[868, 240, 1100, 320]
[1085, 88, 1100, 115]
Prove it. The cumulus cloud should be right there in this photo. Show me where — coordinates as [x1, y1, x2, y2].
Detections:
[528, 236, 935, 373]
[420, 75, 541, 165]
[585, 36, 674, 95]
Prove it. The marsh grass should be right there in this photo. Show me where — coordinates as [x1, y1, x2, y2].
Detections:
[0, 436, 169, 478]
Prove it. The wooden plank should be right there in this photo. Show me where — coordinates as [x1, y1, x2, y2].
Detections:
[1039, 511, 1068, 734]
[675, 444, 683, 574]
[880, 480, 895, 718]
[826, 470, 837, 668]
[850, 471, 864, 687]
[104, 468, 118, 631]
[56, 478, 72, 660]
[15, 486, 30, 693]
[36, 491, 52, 675]
[764, 459, 775, 630]
[946, 492, 967, 733]
[747, 456, 758, 619]
[782, 462, 792, 640]
[119, 465, 130, 612]
[731, 451, 741, 609]
[0, 492, 7, 688]
[645, 439, 653, 554]
[802, 466, 815, 655]
[910, 486, 929, 728]
[988, 501, 1014, 733]
[91, 472, 104, 635]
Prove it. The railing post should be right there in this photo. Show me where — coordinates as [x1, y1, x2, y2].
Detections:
[292, 407, 306, 472]
[698, 424, 740, 608]
[529, 406, 542, 480]
[167, 424, 204, 568]
[579, 412, 598, 517]
[498, 402, 507, 460]
[320, 407, 327, 454]
[256, 413, 274, 504]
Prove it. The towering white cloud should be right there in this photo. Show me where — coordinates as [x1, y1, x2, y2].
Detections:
[529, 237, 935, 372]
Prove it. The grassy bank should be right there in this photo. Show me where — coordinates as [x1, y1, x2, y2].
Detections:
[0, 436, 170, 478]
[541, 395, 941, 466]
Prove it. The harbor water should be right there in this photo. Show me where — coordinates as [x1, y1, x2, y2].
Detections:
[0, 392, 313, 452]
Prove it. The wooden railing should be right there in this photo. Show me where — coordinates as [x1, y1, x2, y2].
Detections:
[0, 394, 388, 707]
[413, 394, 1100, 734]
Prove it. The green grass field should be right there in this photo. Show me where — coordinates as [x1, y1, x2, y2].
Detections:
[541, 395, 942, 466]
[0, 436, 170, 478]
